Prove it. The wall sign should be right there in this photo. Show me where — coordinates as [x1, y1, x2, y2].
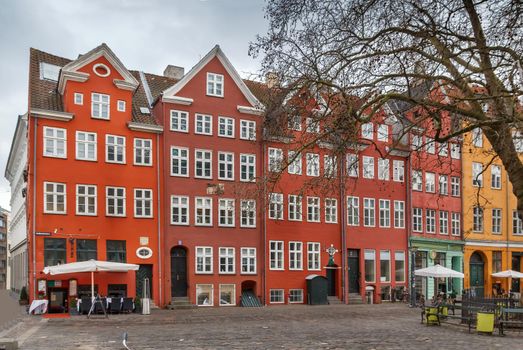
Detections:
[136, 247, 153, 259]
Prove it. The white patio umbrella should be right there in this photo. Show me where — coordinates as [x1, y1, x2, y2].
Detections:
[415, 264, 464, 299]
[492, 270, 523, 295]
[43, 260, 139, 301]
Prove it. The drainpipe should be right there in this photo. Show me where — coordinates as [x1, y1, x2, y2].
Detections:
[32, 117, 37, 301]
[340, 154, 347, 303]
[156, 132, 162, 307]
[262, 134, 267, 305]
[505, 167, 510, 290]
[406, 152, 416, 307]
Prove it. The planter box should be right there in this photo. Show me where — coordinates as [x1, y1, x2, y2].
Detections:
[476, 312, 495, 333]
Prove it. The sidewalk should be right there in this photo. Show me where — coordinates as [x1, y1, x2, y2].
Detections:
[0, 290, 28, 335]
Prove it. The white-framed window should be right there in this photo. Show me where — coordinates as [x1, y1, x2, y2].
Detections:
[347, 153, 359, 177]
[425, 172, 435, 193]
[43, 127, 67, 158]
[324, 155, 337, 178]
[439, 175, 448, 195]
[393, 160, 404, 182]
[219, 247, 235, 274]
[395, 251, 406, 283]
[412, 170, 422, 191]
[240, 154, 256, 182]
[218, 116, 234, 138]
[269, 193, 284, 220]
[438, 142, 448, 157]
[288, 151, 302, 175]
[325, 198, 338, 224]
[91, 93, 110, 119]
[240, 200, 256, 228]
[207, 72, 224, 97]
[195, 197, 212, 226]
[451, 212, 461, 236]
[492, 208, 502, 234]
[171, 195, 189, 225]
[44, 182, 66, 214]
[289, 241, 303, 270]
[306, 153, 320, 177]
[134, 189, 152, 218]
[289, 289, 304, 303]
[450, 143, 461, 159]
[426, 209, 436, 233]
[363, 198, 375, 227]
[379, 199, 390, 228]
[364, 249, 376, 283]
[491, 165, 501, 189]
[195, 114, 213, 135]
[171, 147, 189, 177]
[288, 115, 302, 131]
[74, 92, 83, 105]
[170, 110, 189, 133]
[106, 135, 126, 164]
[472, 127, 483, 147]
[307, 242, 321, 270]
[514, 131, 523, 152]
[362, 156, 374, 179]
[134, 138, 152, 166]
[378, 158, 389, 180]
[473, 206, 484, 232]
[219, 284, 236, 306]
[439, 211, 448, 235]
[472, 162, 483, 187]
[411, 134, 422, 150]
[196, 284, 214, 306]
[307, 197, 320, 223]
[425, 137, 435, 154]
[306, 117, 320, 133]
[75, 131, 96, 161]
[268, 148, 283, 172]
[270, 289, 284, 303]
[106, 186, 125, 217]
[377, 124, 388, 142]
[380, 250, 391, 282]
[361, 122, 373, 140]
[76, 184, 96, 216]
[347, 196, 360, 226]
[269, 241, 284, 270]
[513, 211, 523, 235]
[451, 176, 460, 197]
[195, 149, 212, 179]
[195, 247, 213, 273]
[241, 248, 256, 274]
[394, 200, 405, 228]
[240, 120, 256, 140]
[412, 208, 423, 232]
[288, 195, 302, 221]
[117, 100, 126, 112]
[218, 152, 234, 181]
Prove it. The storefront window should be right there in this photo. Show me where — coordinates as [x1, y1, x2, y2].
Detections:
[108, 284, 127, 298]
[44, 238, 66, 266]
[434, 252, 447, 293]
[364, 249, 376, 282]
[395, 251, 405, 282]
[107, 240, 126, 262]
[415, 251, 427, 300]
[380, 250, 391, 282]
[219, 284, 235, 306]
[76, 239, 97, 262]
[196, 284, 213, 306]
[381, 285, 391, 301]
[492, 251, 502, 273]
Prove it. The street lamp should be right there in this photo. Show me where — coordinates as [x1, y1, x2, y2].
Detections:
[410, 247, 418, 307]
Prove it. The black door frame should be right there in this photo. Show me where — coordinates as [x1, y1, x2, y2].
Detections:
[348, 249, 360, 294]
[171, 246, 188, 298]
[469, 252, 485, 297]
[326, 264, 337, 296]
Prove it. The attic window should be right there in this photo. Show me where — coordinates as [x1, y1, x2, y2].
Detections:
[40, 62, 61, 81]
[140, 107, 150, 114]
[93, 63, 111, 78]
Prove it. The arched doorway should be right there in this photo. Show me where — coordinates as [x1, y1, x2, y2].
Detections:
[170, 246, 188, 298]
[469, 252, 485, 297]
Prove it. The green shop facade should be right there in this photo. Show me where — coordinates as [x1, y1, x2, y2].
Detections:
[410, 236, 465, 301]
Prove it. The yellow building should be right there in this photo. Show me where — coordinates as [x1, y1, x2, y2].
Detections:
[462, 127, 523, 297]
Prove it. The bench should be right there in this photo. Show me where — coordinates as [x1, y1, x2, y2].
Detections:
[498, 308, 523, 335]
[421, 304, 477, 333]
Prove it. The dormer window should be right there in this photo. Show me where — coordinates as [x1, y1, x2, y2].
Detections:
[207, 73, 224, 97]
[74, 93, 83, 105]
[40, 62, 61, 81]
[92, 93, 110, 119]
[117, 100, 126, 112]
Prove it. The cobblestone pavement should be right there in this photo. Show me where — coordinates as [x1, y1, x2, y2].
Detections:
[5, 303, 523, 349]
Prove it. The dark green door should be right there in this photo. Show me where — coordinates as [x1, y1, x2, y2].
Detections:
[136, 264, 153, 299]
[171, 247, 188, 297]
[512, 255, 521, 292]
[348, 250, 360, 293]
[326, 267, 336, 296]
[469, 252, 484, 297]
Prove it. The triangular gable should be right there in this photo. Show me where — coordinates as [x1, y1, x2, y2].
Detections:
[58, 43, 139, 94]
[162, 45, 262, 108]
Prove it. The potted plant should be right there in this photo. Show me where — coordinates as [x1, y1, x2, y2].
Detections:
[69, 298, 78, 316]
[134, 297, 142, 314]
[19, 286, 29, 305]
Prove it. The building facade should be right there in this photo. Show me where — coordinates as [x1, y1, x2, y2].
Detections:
[0, 208, 8, 289]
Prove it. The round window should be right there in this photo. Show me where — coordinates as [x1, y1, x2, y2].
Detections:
[93, 63, 111, 77]
[136, 247, 153, 259]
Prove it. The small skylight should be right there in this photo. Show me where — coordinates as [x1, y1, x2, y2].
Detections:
[40, 62, 61, 81]
[140, 107, 150, 114]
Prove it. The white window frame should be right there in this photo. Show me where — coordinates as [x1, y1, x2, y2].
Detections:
[426, 209, 436, 233]
[347, 153, 359, 177]
[306, 153, 320, 177]
[394, 200, 405, 228]
[306, 117, 320, 133]
[207, 72, 224, 97]
[91, 92, 110, 120]
[74, 92, 83, 105]
[362, 156, 374, 179]
[195, 149, 212, 179]
[378, 158, 389, 180]
[43, 126, 67, 158]
[219, 247, 235, 274]
[347, 196, 360, 226]
[240, 247, 256, 274]
[473, 207, 484, 233]
[76, 184, 97, 216]
[117, 100, 126, 112]
[492, 208, 502, 235]
[379, 199, 390, 228]
[218, 152, 234, 181]
[171, 147, 189, 177]
[75, 131, 96, 161]
[392, 160, 404, 182]
[134, 138, 152, 166]
[377, 124, 388, 142]
[288, 151, 302, 175]
[450, 143, 461, 159]
[363, 198, 375, 227]
[195, 247, 213, 274]
[412, 208, 423, 233]
[171, 195, 189, 225]
[307, 197, 320, 223]
[240, 120, 256, 140]
[268, 147, 283, 172]
[170, 110, 189, 133]
[269, 193, 284, 220]
[195, 114, 213, 135]
[438, 142, 448, 157]
[269, 289, 284, 304]
[219, 284, 236, 306]
[451, 176, 460, 197]
[43, 182, 66, 214]
[472, 128, 483, 147]
[425, 172, 435, 193]
[196, 284, 214, 306]
[307, 242, 321, 271]
[134, 188, 153, 218]
[491, 165, 501, 189]
[472, 162, 483, 187]
[269, 240, 284, 270]
[240, 154, 256, 182]
[289, 289, 304, 303]
[325, 198, 338, 224]
[412, 170, 422, 191]
[240, 200, 256, 228]
[439, 175, 448, 195]
[218, 116, 235, 138]
[105, 134, 126, 164]
[106, 186, 126, 217]
[361, 122, 373, 140]
[513, 211, 523, 235]
[425, 137, 435, 154]
[289, 241, 303, 270]
[288, 195, 302, 221]
[288, 115, 302, 131]
[439, 210, 449, 235]
[324, 155, 337, 178]
[195, 197, 213, 226]
[451, 212, 461, 236]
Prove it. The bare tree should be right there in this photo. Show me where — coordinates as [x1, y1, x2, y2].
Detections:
[250, 0, 523, 211]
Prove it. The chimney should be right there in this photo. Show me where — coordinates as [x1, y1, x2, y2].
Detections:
[266, 72, 279, 89]
[163, 65, 184, 80]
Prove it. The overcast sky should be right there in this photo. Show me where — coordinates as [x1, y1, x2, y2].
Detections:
[0, 0, 267, 211]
